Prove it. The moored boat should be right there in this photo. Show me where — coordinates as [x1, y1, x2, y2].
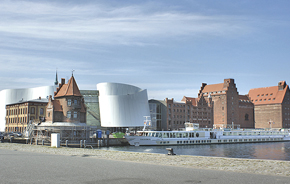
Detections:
[125, 123, 290, 146]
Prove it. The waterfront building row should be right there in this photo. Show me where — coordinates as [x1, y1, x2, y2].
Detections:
[149, 79, 290, 131]
[2, 75, 290, 132]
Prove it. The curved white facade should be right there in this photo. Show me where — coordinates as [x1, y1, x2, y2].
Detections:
[97, 83, 150, 127]
[0, 86, 57, 131]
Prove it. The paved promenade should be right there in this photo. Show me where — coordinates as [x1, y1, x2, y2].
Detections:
[0, 143, 290, 183]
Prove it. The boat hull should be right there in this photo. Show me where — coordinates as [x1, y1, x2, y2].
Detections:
[125, 135, 290, 146]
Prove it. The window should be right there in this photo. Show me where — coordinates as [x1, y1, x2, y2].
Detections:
[74, 111, 78, 118]
[74, 99, 78, 104]
[31, 107, 35, 114]
[245, 114, 249, 121]
[40, 108, 44, 115]
[68, 99, 72, 106]
[48, 113, 50, 117]
[67, 111, 71, 118]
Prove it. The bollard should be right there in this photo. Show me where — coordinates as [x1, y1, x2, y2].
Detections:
[84, 140, 86, 148]
[10, 137, 13, 143]
[166, 148, 176, 155]
[80, 140, 83, 148]
[36, 139, 38, 145]
[30, 138, 33, 145]
[66, 140, 68, 147]
[42, 140, 44, 145]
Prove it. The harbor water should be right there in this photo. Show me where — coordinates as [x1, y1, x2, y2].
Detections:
[100, 142, 290, 161]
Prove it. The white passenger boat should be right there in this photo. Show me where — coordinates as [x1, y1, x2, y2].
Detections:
[125, 123, 290, 146]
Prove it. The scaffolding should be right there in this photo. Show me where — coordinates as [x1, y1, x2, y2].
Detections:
[26, 120, 98, 144]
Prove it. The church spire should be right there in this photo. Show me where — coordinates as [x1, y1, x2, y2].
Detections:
[54, 70, 58, 85]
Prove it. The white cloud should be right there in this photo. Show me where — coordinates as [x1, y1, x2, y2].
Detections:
[148, 88, 198, 100]
[0, 0, 252, 50]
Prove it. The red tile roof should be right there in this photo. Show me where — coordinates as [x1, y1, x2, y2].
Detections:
[181, 96, 198, 106]
[54, 76, 82, 98]
[248, 85, 288, 105]
[202, 83, 225, 93]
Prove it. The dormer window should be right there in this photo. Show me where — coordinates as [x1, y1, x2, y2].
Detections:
[74, 99, 78, 104]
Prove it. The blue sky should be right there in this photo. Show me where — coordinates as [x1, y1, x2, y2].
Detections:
[1, 0, 290, 100]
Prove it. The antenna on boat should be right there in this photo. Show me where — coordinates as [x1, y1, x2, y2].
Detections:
[143, 116, 151, 131]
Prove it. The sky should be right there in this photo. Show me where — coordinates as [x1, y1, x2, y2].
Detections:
[1, 0, 290, 101]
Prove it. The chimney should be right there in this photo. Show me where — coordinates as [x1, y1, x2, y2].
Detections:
[278, 81, 286, 91]
[61, 78, 65, 85]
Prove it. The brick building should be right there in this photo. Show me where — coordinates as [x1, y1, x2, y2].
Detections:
[5, 98, 48, 132]
[149, 79, 254, 130]
[248, 81, 290, 129]
[198, 79, 254, 129]
[46, 75, 86, 124]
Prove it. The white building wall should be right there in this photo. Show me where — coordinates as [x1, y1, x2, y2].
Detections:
[97, 83, 150, 127]
[0, 86, 56, 131]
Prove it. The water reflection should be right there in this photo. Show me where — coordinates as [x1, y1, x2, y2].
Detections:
[99, 142, 290, 161]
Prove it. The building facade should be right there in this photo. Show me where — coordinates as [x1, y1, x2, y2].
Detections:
[5, 98, 48, 132]
[148, 99, 167, 130]
[45, 76, 86, 124]
[197, 79, 254, 129]
[80, 90, 100, 127]
[248, 81, 290, 129]
[0, 85, 56, 131]
[97, 83, 150, 128]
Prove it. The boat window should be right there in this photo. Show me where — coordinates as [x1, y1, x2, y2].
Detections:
[196, 133, 199, 137]
[177, 133, 182, 138]
[152, 133, 155, 137]
[155, 133, 159, 137]
[183, 133, 188, 138]
[159, 133, 162, 138]
[148, 133, 152, 137]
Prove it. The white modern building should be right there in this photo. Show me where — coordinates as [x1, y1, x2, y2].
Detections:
[0, 85, 57, 131]
[97, 83, 150, 127]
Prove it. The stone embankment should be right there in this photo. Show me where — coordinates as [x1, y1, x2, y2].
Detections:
[1, 143, 290, 177]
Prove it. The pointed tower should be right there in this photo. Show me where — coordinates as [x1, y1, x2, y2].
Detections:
[54, 70, 59, 86]
[46, 74, 86, 124]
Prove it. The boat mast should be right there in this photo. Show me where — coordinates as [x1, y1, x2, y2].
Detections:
[143, 116, 151, 131]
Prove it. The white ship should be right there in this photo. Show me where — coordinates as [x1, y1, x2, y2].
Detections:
[125, 122, 290, 146]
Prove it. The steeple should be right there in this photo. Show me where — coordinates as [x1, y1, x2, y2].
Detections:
[54, 70, 58, 85]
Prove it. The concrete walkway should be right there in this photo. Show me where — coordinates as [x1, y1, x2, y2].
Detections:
[0, 148, 289, 184]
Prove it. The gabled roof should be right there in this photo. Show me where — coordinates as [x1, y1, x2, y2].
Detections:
[181, 96, 198, 106]
[248, 84, 288, 105]
[54, 76, 82, 98]
[202, 83, 225, 93]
